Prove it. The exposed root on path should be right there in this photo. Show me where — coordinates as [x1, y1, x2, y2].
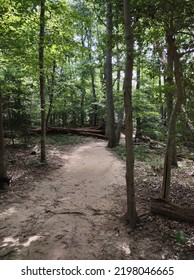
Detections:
[44, 209, 86, 216]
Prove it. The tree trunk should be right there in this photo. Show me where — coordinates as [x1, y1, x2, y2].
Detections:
[123, 0, 138, 229]
[161, 33, 185, 199]
[166, 51, 174, 127]
[39, 0, 46, 163]
[165, 41, 178, 167]
[91, 69, 97, 126]
[115, 29, 124, 144]
[46, 60, 56, 128]
[115, 109, 124, 144]
[8, 106, 15, 146]
[159, 73, 165, 120]
[135, 54, 142, 141]
[105, 2, 116, 148]
[151, 198, 194, 224]
[115, 74, 123, 144]
[80, 90, 85, 126]
[0, 92, 8, 189]
[85, 28, 98, 126]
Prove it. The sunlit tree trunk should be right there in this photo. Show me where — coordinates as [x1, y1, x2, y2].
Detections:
[39, 0, 46, 163]
[115, 66, 123, 144]
[115, 25, 124, 144]
[105, 1, 116, 148]
[123, 0, 138, 229]
[80, 86, 86, 126]
[162, 32, 184, 199]
[86, 28, 98, 126]
[135, 54, 142, 140]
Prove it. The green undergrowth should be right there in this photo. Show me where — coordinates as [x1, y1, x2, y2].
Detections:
[46, 134, 91, 147]
[112, 143, 164, 170]
[5, 134, 92, 150]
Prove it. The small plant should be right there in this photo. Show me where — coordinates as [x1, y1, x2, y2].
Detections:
[134, 144, 150, 161]
[175, 231, 187, 244]
[112, 144, 126, 160]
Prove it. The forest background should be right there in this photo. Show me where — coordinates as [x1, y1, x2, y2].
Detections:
[0, 0, 194, 230]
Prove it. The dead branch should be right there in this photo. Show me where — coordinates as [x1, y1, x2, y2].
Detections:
[44, 209, 85, 216]
[150, 197, 194, 224]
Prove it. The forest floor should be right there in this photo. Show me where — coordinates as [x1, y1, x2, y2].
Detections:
[0, 135, 194, 260]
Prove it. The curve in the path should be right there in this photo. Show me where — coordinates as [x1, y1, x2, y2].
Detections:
[0, 140, 128, 260]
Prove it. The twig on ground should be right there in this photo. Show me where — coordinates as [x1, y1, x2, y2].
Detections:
[44, 209, 85, 216]
[0, 226, 7, 230]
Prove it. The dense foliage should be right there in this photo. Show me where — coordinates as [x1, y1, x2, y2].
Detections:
[0, 0, 193, 142]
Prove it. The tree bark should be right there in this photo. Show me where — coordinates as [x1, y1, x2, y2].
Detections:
[0, 92, 7, 188]
[105, 2, 116, 148]
[123, 0, 138, 229]
[85, 28, 98, 126]
[8, 105, 15, 146]
[80, 89, 85, 126]
[46, 60, 56, 128]
[115, 27, 124, 144]
[135, 54, 142, 141]
[165, 40, 178, 167]
[161, 33, 185, 199]
[39, 0, 46, 163]
[151, 198, 194, 224]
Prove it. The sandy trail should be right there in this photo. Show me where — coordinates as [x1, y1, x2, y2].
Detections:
[0, 140, 131, 260]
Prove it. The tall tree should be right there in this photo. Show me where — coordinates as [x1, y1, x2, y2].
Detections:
[115, 18, 124, 144]
[123, 0, 138, 229]
[39, 0, 46, 162]
[85, 28, 98, 126]
[159, 0, 193, 199]
[46, 60, 56, 128]
[0, 92, 7, 189]
[165, 37, 178, 167]
[105, 1, 116, 148]
[135, 45, 142, 141]
[161, 33, 185, 199]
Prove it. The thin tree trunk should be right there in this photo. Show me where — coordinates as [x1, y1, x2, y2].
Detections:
[8, 106, 15, 146]
[85, 28, 98, 126]
[165, 41, 178, 167]
[105, 2, 116, 148]
[62, 111, 67, 127]
[159, 73, 164, 120]
[39, 0, 46, 163]
[123, 0, 138, 229]
[135, 54, 142, 140]
[46, 60, 56, 128]
[0, 92, 7, 188]
[166, 47, 174, 126]
[91, 70, 97, 126]
[80, 88, 85, 126]
[161, 33, 184, 199]
[115, 28, 123, 144]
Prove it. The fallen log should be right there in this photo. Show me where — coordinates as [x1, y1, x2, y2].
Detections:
[72, 128, 105, 135]
[79, 131, 108, 139]
[150, 198, 194, 224]
[177, 152, 194, 161]
[29, 127, 107, 140]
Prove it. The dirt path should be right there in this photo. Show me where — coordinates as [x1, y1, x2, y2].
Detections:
[2, 139, 194, 260]
[0, 140, 132, 260]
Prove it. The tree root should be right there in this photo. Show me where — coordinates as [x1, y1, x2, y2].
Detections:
[44, 209, 85, 216]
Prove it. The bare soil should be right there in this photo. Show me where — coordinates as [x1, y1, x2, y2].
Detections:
[0, 139, 194, 260]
